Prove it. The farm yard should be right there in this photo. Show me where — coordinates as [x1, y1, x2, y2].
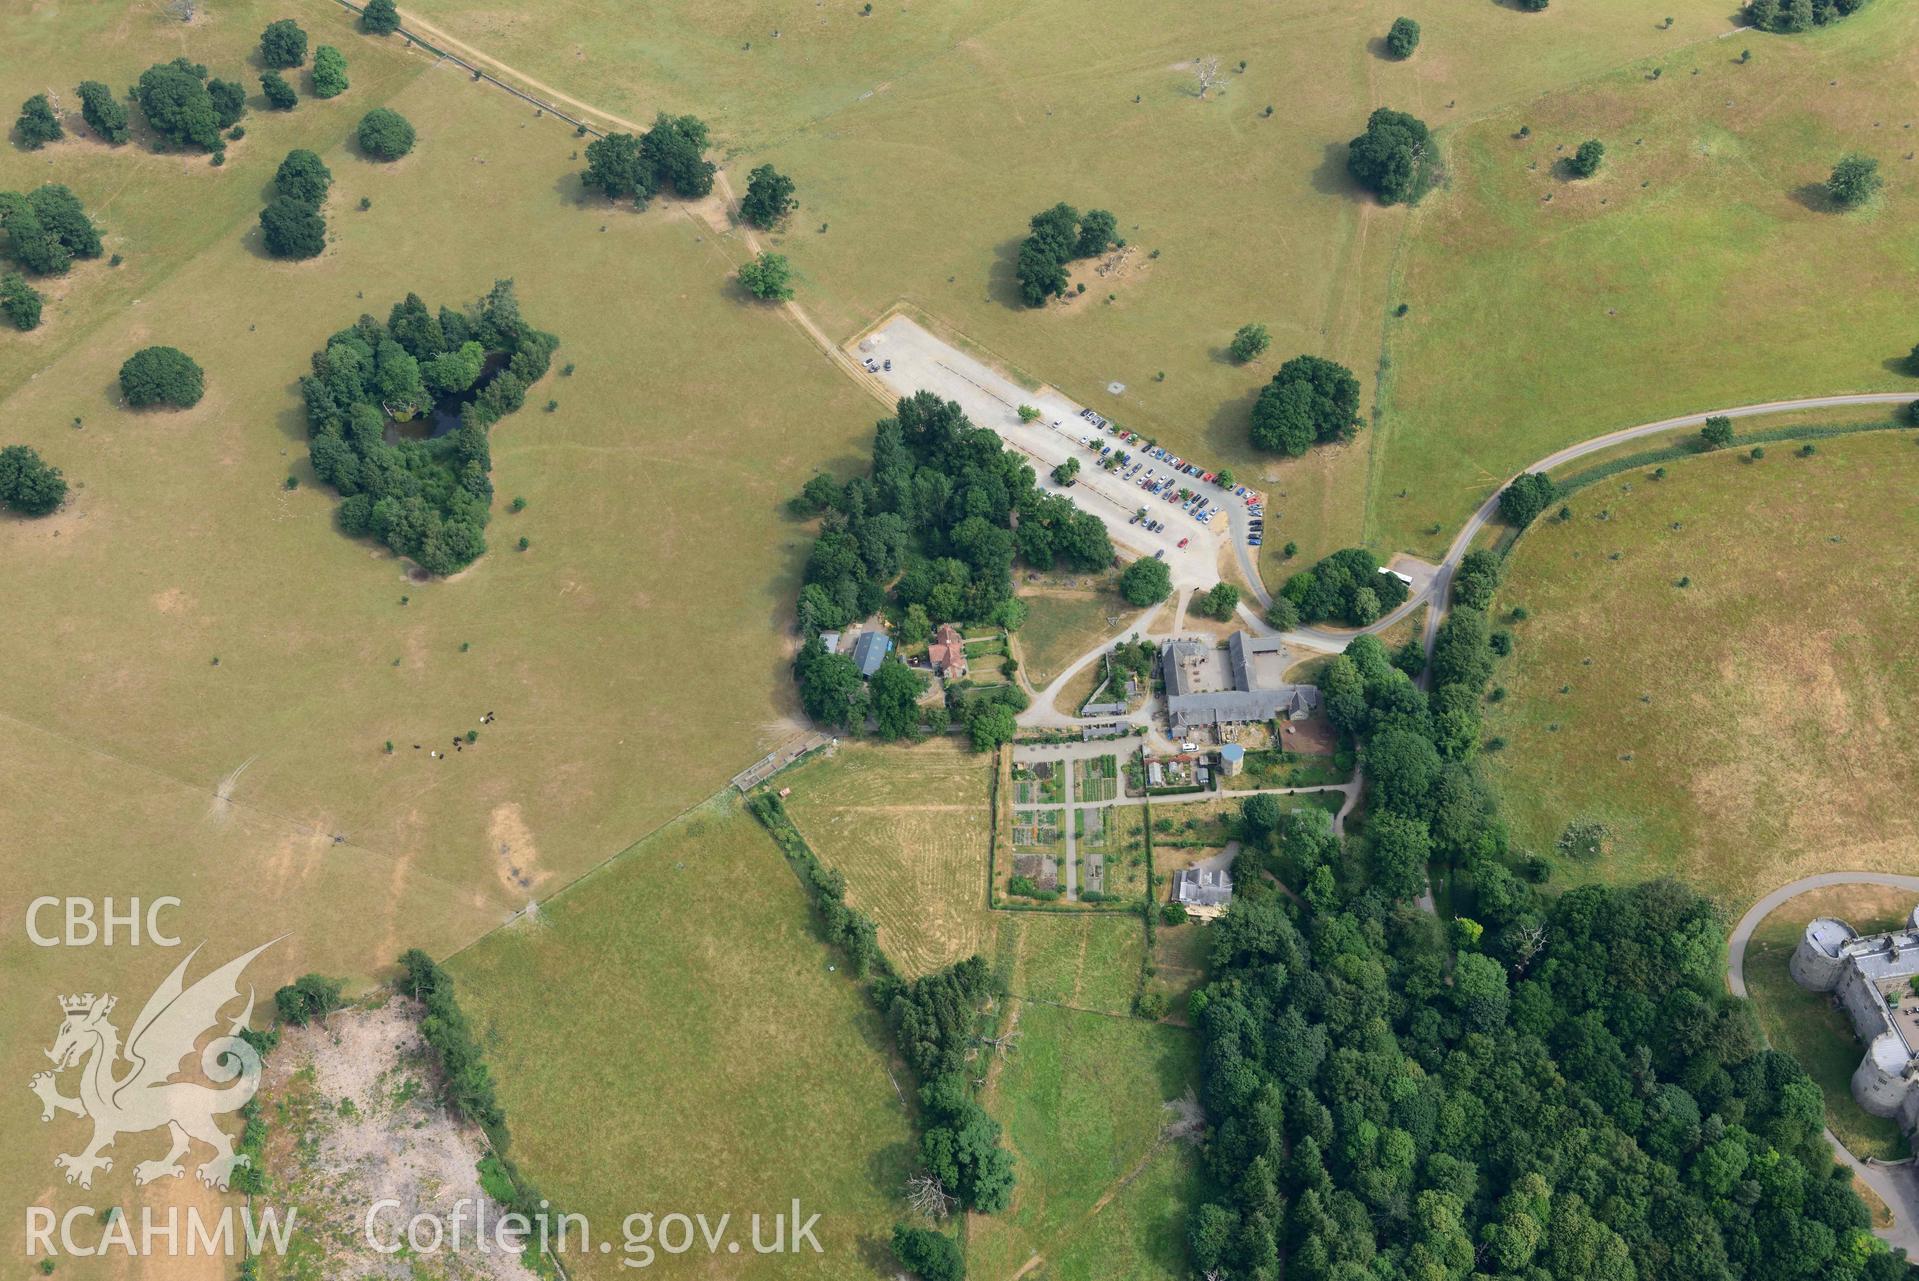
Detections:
[1486, 432, 1919, 911]
[779, 740, 995, 977]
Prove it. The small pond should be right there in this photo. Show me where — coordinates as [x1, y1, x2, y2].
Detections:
[384, 352, 509, 443]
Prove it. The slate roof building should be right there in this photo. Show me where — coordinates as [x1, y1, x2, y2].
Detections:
[1174, 866, 1233, 910]
[1160, 633, 1321, 735]
[851, 631, 894, 678]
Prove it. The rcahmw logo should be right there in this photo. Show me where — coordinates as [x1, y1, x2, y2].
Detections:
[29, 938, 278, 1192]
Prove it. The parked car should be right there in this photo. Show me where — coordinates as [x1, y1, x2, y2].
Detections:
[1178, 537, 1190, 548]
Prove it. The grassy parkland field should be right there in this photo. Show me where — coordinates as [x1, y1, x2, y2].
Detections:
[1484, 431, 1919, 910]
[446, 795, 915, 1280]
[399, 0, 1726, 573]
[1373, 0, 1919, 555]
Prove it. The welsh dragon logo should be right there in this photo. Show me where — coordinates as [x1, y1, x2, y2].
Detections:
[30, 940, 277, 1191]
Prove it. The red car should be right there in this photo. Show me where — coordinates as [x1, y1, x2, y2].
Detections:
[1177, 537, 1190, 548]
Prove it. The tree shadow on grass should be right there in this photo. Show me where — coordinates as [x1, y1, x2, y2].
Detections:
[1310, 141, 1363, 201]
[1202, 382, 1265, 467]
[1790, 181, 1837, 213]
[987, 235, 1026, 310]
[1365, 36, 1399, 62]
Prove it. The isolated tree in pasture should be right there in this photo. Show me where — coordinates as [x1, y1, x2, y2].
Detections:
[0, 444, 67, 515]
[1516, 0, 1549, 9]
[1192, 55, 1223, 99]
[260, 195, 326, 258]
[739, 251, 795, 301]
[0, 273, 43, 330]
[1228, 322, 1271, 363]
[1568, 139, 1605, 178]
[1, 185, 102, 276]
[1250, 354, 1361, 455]
[261, 71, 297, 110]
[738, 163, 797, 228]
[76, 82, 130, 143]
[1386, 17, 1422, 58]
[1825, 152, 1881, 208]
[1347, 107, 1434, 205]
[1699, 415, 1734, 449]
[311, 46, 349, 99]
[360, 0, 401, 36]
[260, 19, 309, 69]
[119, 346, 205, 409]
[357, 107, 415, 159]
[1119, 556, 1172, 605]
[15, 95, 64, 149]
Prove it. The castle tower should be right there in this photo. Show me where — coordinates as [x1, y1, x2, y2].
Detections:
[1789, 917, 1856, 992]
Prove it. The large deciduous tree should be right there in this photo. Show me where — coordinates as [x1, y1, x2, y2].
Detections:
[0, 444, 67, 515]
[119, 346, 205, 409]
[260, 19, 309, 69]
[738, 163, 797, 228]
[76, 82, 130, 144]
[1249, 354, 1361, 455]
[14, 95, 63, 150]
[1346, 106, 1434, 205]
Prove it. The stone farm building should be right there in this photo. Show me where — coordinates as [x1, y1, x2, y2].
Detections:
[1790, 905, 1919, 1148]
[1161, 633, 1320, 737]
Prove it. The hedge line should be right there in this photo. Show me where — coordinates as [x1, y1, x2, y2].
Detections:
[396, 948, 560, 1246]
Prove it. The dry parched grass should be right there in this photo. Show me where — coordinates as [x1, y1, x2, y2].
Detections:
[1486, 433, 1919, 912]
[781, 740, 996, 976]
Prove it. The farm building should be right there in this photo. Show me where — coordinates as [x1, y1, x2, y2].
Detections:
[1161, 633, 1321, 736]
[851, 631, 894, 678]
[1791, 905, 1919, 1144]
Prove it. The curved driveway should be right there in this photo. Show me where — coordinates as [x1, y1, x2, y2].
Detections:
[1724, 873, 1919, 1257]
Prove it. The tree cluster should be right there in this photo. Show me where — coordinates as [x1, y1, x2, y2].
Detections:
[1, 184, 104, 276]
[789, 391, 1111, 733]
[880, 957, 1016, 1213]
[137, 58, 246, 155]
[261, 149, 331, 259]
[119, 345, 204, 409]
[298, 280, 558, 575]
[312, 45, 349, 99]
[0, 444, 67, 515]
[77, 82, 130, 144]
[15, 95, 63, 149]
[260, 19, 309, 69]
[0, 273, 42, 330]
[739, 163, 797, 229]
[1278, 546, 1409, 626]
[749, 792, 885, 975]
[360, 0, 401, 36]
[1014, 202, 1119, 307]
[1120, 554, 1173, 605]
[1191, 596, 1893, 1281]
[271, 972, 343, 1025]
[1347, 107, 1435, 206]
[1747, 0, 1867, 32]
[1251, 354, 1363, 456]
[582, 114, 716, 207]
[1497, 471, 1558, 528]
